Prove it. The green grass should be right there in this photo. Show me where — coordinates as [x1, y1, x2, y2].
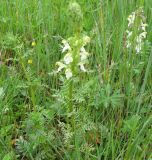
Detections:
[0, 0, 152, 159]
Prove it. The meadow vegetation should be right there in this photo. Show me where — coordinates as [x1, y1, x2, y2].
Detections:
[0, 0, 152, 159]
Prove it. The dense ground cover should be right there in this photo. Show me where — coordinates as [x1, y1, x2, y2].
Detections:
[0, 0, 152, 159]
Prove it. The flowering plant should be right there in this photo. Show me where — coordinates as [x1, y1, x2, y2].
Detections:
[126, 7, 148, 54]
[55, 35, 90, 80]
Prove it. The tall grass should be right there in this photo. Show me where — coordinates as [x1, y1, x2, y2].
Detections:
[0, 0, 152, 159]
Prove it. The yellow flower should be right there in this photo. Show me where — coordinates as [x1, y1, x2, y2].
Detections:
[56, 61, 66, 72]
[64, 53, 73, 64]
[28, 59, 33, 64]
[83, 35, 90, 45]
[80, 47, 89, 61]
[78, 62, 87, 72]
[31, 41, 36, 47]
[65, 68, 73, 79]
[61, 39, 71, 53]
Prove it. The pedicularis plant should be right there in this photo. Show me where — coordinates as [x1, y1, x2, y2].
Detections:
[126, 7, 148, 54]
[55, 2, 91, 122]
[56, 35, 90, 110]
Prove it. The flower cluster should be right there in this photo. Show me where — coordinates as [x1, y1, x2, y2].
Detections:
[68, 2, 83, 22]
[55, 35, 90, 80]
[126, 7, 148, 54]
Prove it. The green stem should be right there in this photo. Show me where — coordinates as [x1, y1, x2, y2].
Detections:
[68, 80, 75, 131]
[18, 53, 36, 110]
[69, 80, 73, 113]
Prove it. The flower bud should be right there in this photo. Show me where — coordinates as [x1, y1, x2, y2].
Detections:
[68, 2, 83, 22]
